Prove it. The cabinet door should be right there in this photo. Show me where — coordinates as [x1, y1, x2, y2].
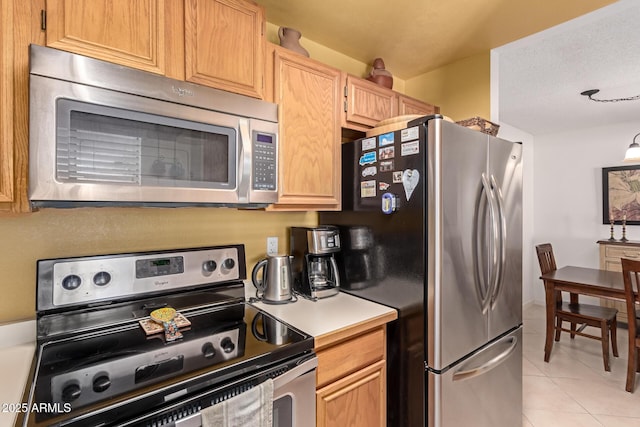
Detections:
[0, 0, 41, 213]
[0, 0, 14, 204]
[316, 360, 386, 427]
[45, 0, 169, 75]
[268, 46, 341, 210]
[398, 94, 438, 116]
[343, 75, 397, 131]
[185, 0, 264, 99]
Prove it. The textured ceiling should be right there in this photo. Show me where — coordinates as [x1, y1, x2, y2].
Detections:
[496, 0, 640, 135]
[254, 0, 615, 79]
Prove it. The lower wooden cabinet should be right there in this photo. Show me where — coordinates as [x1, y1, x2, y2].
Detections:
[315, 325, 387, 427]
[317, 360, 386, 427]
[598, 240, 640, 324]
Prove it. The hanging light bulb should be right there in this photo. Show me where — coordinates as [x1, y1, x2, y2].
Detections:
[624, 133, 640, 162]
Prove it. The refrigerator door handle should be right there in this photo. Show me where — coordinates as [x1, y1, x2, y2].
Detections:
[451, 334, 518, 382]
[489, 174, 507, 309]
[473, 173, 499, 314]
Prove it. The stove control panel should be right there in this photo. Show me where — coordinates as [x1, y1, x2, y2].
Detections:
[38, 246, 244, 310]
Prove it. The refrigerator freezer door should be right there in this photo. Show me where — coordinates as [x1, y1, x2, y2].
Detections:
[487, 136, 523, 340]
[426, 327, 522, 427]
[428, 120, 489, 370]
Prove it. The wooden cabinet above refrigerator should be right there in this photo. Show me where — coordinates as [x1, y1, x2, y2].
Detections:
[342, 74, 439, 132]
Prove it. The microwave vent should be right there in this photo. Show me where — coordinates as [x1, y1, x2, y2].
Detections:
[56, 129, 142, 184]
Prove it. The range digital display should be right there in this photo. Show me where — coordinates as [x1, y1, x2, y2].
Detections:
[136, 256, 184, 278]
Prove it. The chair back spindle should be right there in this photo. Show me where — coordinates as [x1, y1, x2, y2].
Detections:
[536, 243, 557, 275]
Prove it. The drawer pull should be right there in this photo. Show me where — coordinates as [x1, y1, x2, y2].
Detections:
[623, 252, 640, 258]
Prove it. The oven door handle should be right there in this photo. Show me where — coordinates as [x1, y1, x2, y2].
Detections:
[174, 355, 318, 427]
[272, 354, 318, 390]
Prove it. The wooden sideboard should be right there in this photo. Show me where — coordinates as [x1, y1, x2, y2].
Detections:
[597, 239, 640, 324]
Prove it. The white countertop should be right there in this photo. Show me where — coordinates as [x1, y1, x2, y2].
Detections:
[0, 320, 36, 427]
[246, 284, 398, 348]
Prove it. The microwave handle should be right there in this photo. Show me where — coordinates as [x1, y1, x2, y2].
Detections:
[237, 119, 252, 203]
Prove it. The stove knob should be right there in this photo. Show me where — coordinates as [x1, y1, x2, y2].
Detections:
[93, 375, 111, 393]
[61, 275, 82, 291]
[220, 337, 235, 353]
[202, 260, 217, 273]
[221, 258, 235, 272]
[202, 342, 216, 359]
[62, 383, 81, 402]
[93, 271, 111, 287]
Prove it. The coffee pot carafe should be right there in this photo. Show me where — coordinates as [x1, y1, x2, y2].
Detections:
[290, 226, 341, 299]
[251, 255, 295, 304]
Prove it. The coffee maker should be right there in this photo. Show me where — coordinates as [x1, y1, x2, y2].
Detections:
[290, 226, 341, 299]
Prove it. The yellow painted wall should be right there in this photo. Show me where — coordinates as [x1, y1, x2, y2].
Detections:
[405, 51, 490, 121]
[265, 23, 406, 93]
[0, 208, 316, 323]
[1, 25, 426, 325]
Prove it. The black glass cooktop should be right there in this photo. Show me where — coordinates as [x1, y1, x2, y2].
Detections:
[27, 303, 312, 426]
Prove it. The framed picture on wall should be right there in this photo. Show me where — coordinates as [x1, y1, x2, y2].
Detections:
[602, 165, 640, 225]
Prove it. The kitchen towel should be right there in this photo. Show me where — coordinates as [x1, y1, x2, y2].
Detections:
[200, 378, 274, 427]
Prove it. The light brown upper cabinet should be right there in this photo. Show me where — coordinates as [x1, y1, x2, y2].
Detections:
[43, 0, 266, 97]
[398, 93, 438, 116]
[184, 0, 265, 99]
[0, 0, 45, 213]
[342, 74, 397, 131]
[342, 74, 440, 131]
[265, 44, 342, 211]
[44, 0, 174, 75]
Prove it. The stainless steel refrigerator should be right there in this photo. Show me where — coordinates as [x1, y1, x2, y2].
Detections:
[319, 116, 522, 427]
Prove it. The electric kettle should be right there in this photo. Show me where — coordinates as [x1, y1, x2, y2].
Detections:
[251, 255, 295, 304]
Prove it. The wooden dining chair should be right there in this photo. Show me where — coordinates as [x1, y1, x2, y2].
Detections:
[620, 258, 640, 392]
[536, 243, 619, 371]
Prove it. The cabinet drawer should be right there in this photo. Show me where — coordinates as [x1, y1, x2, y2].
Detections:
[316, 327, 385, 388]
[605, 245, 640, 261]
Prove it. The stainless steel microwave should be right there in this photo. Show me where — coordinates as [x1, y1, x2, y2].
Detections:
[28, 45, 278, 208]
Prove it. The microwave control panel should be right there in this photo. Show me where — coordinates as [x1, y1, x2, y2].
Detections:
[252, 132, 277, 191]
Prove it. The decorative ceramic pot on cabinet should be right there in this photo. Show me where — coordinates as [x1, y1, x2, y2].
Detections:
[366, 58, 393, 89]
[278, 27, 310, 57]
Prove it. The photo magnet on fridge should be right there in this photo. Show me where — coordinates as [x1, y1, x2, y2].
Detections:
[401, 126, 419, 142]
[379, 132, 395, 147]
[361, 137, 376, 151]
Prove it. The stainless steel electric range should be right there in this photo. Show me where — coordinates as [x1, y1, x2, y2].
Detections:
[18, 245, 316, 427]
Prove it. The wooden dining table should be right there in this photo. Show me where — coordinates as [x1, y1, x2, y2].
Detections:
[539, 266, 626, 362]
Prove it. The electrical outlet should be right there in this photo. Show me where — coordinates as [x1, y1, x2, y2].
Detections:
[267, 237, 278, 255]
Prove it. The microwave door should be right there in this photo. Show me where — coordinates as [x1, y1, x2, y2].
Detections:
[29, 74, 256, 207]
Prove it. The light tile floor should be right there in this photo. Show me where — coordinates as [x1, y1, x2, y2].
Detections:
[523, 304, 640, 427]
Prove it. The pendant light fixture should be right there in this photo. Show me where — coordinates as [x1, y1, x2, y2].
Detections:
[624, 133, 640, 162]
[581, 89, 640, 103]
[580, 89, 640, 161]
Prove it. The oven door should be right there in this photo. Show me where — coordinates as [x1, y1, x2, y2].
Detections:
[123, 355, 317, 427]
